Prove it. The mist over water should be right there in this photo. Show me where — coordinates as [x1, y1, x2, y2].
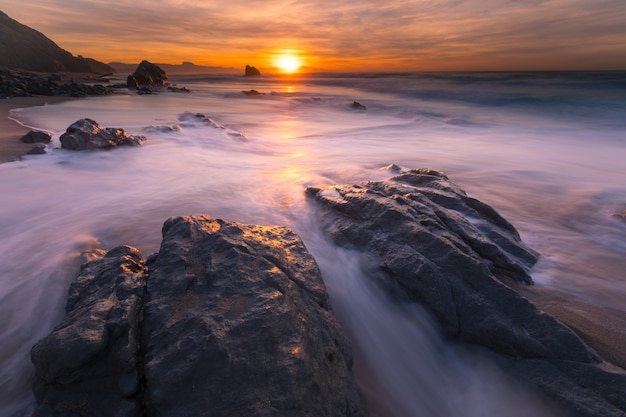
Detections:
[1, 72, 625, 416]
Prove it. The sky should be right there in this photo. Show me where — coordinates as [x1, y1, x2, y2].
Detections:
[3, 0, 626, 72]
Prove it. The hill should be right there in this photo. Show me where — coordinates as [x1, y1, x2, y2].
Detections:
[0, 10, 113, 73]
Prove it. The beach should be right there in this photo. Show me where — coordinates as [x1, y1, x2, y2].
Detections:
[0, 96, 72, 162]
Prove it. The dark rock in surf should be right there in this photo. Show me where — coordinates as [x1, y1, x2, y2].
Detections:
[129, 60, 168, 87]
[166, 85, 190, 93]
[306, 167, 626, 417]
[244, 64, 261, 76]
[350, 101, 367, 110]
[19, 130, 51, 143]
[242, 89, 264, 96]
[59, 118, 145, 150]
[28, 216, 364, 417]
[30, 246, 147, 417]
[26, 144, 46, 155]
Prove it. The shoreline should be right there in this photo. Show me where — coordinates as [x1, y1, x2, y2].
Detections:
[0, 96, 74, 162]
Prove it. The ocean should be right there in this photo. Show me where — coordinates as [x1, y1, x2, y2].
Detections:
[2, 71, 625, 416]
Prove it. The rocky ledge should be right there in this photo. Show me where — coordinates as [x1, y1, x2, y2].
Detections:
[305, 166, 626, 417]
[0, 67, 114, 98]
[29, 216, 364, 417]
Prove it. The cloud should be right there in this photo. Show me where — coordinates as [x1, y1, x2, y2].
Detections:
[2, 0, 625, 69]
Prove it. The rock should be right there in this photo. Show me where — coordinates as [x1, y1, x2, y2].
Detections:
[19, 130, 51, 143]
[59, 118, 145, 150]
[130, 60, 168, 86]
[350, 101, 367, 110]
[306, 167, 626, 417]
[126, 75, 138, 90]
[26, 145, 46, 155]
[28, 216, 364, 417]
[0, 67, 114, 98]
[241, 89, 263, 96]
[30, 246, 147, 417]
[141, 215, 363, 417]
[244, 64, 261, 76]
[166, 86, 190, 93]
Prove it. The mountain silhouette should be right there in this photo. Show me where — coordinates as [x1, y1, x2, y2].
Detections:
[0, 10, 112, 73]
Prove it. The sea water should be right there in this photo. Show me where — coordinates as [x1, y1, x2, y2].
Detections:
[1, 72, 625, 416]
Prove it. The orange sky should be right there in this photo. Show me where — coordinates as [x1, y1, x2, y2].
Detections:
[3, 0, 626, 72]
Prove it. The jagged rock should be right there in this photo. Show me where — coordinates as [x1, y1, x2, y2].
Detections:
[141, 215, 363, 417]
[306, 167, 626, 417]
[26, 145, 46, 155]
[350, 101, 367, 110]
[30, 246, 147, 417]
[130, 60, 168, 86]
[244, 64, 261, 76]
[19, 130, 51, 143]
[0, 67, 114, 98]
[59, 118, 145, 150]
[28, 216, 364, 417]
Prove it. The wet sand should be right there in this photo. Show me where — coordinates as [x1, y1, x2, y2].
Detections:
[0, 96, 73, 162]
[515, 284, 626, 371]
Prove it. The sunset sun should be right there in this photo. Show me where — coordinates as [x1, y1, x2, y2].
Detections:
[275, 55, 301, 73]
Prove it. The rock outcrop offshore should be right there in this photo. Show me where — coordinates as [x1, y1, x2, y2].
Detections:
[59, 119, 145, 151]
[245, 65, 261, 76]
[126, 60, 168, 91]
[305, 167, 626, 417]
[29, 216, 364, 417]
[26, 168, 626, 417]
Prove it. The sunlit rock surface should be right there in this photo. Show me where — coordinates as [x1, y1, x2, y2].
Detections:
[29, 216, 364, 417]
[306, 167, 626, 417]
[59, 118, 145, 150]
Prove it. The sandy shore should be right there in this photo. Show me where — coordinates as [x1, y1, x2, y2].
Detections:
[0, 96, 75, 162]
[515, 284, 626, 371]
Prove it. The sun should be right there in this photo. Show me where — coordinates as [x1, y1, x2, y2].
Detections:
[276, 55, 301, 74]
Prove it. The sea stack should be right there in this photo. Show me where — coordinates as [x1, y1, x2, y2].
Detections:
[244, 64, 261, 76]
[126, 60, 168, 89]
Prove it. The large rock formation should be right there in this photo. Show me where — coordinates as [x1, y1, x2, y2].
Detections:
[305, 167, 626, 417]
[244, 64, 261, 76]
[29, 216, 364, 417]
[59, 118, 145, 150]
[0, 11, 113, 73]
[126, 60, 168, 89]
